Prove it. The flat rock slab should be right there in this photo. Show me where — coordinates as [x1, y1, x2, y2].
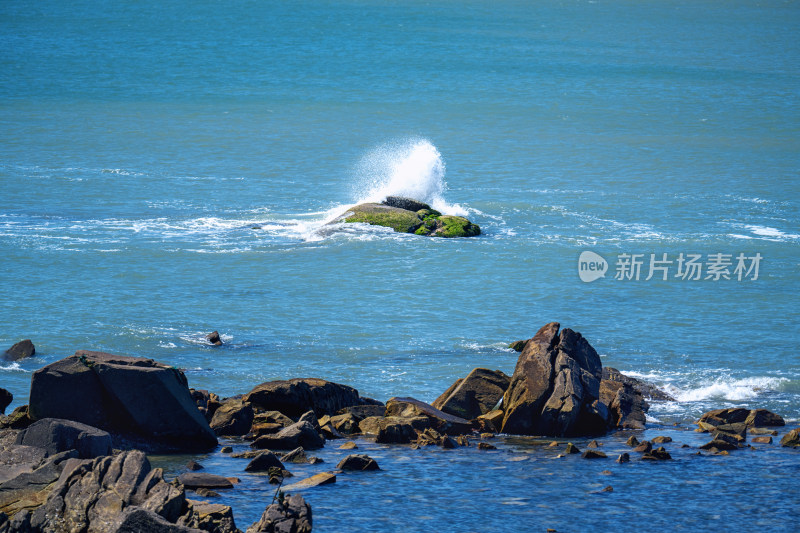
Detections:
[15, 418, 112, 459]
[282, 472, 336, 491]
[177, 472, 234, 490]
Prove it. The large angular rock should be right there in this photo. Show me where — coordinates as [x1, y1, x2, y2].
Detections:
[28, 351, 217, 452]
[3, 340, 35, 362]
[15, 418, 112, 459]
[599, 380, 647, 430]
[385, 397, 472, 435]
[501, 323, 609, 437]
[251, 421, 325, 450]
[244, 378, 362, 418]
[209, 399, 254, 436]
[432, 368, 510, 420]
[246, 494, 312, 533]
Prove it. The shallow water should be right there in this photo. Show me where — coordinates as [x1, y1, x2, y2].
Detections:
[2, 0, 799, 530]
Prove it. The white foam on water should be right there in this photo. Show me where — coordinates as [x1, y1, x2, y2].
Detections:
[0, 361, 28, 373]
[664, 376, 788, 402]
[352, 138, 468, 217]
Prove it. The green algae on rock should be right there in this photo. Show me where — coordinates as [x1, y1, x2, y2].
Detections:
[340, 196, 480, 238]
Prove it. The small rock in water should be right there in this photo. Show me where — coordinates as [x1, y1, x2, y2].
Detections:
[478, 442, 496, 450]
[186, 460, 204, 471]
[751, 436, 773, 444]
[626, 435, 640, 447]
[220, 446, 233, 453]
[600, 470, 613, 475]
[3, 339, 35, 361]
[642, 447, 672, 460]
[780, 427, 800, 447]
[336, 454, 380, 471]
[652, 436, 672, 444]
[582, 450, 607, 459]
[195, 488, 220, 498]
[633, 440, 652, 453]
[616, 453, 630, 463]
[565, 443, 581, 454]
[339, 441, 358, 450]
[547, 441, 559, 447]
[206, 331, 223, 346]
[508, 340, 528, 352]
[587, 440, 601, 448]
[177, 472, 234, 490]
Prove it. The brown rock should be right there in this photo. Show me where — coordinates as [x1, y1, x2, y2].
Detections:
[651, 436, 672, 444]
[565, 443, 580, 454]
[336, 454, 379, 471]
[751, 436, 773, 444]
[477, 442, 496, 450]
[210, 399, 254, 436]
[338, 441, 358, 450]
[282, 472, 336, 491]
[745, 409, 785, 427]
[244, 378, 362, 418]
[475, 409, 504, 433]
[626, 435, 640, 447]
[432, 368, 510, 420]
[616, 453, 630, 463]
[633, 441, 652, 453]
[246, 494, 311, 533]
[251, 421, 325, 451]
[3, 340, 35, 362]
[780, 427, 800, 447]
[508, 340, 528, 352]
[501, 323, 608, 437]
[244, 451, 285, 472]
[581, 450, 607, 459]
[177, 472, 234, 490]
[599, 379, 647, 430]
[385, 397, 472, 435]
[206, 331, 223, 346]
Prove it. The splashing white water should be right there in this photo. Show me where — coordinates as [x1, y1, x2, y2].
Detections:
[353, 139, 468, 216]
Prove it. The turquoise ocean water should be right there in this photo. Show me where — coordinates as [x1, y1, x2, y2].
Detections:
[2, 0, 799, 530]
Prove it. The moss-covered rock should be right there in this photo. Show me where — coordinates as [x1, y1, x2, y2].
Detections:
[340, 199, 480, 238]
[344, 203, 423, 233]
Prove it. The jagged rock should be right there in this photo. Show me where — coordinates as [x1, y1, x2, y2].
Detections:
[475, 409, 504, 433]
[15, 418, 112, 459]
[599, 379, 647, 430]
[244, 452, 285, 473]
[0, 389, 11, 415]
[282, 472, 336, 491]
[432, 368, 510, 420]
[713, 423, 747, 442]
[297, 411, 322, 433]
[210, 399, 254, 436]
[28, 351, 217, 452]
[780, 428, 800, 447]
[177, 472, 234, 490]
[626, 436, 640, 447]
[26, 450, 189, 532]
[336, 454, 379, 471]
[699, 433, 740, 451]
[206, 331, 223, 346]
[3, 340, 35, 362]
[633, 441, 652, 453]
[246, 494, 312, 533]
[0, 448, 77, 518]
[565, 443, 580, 454]
[244, 379, 362, 418]
[181, 500, 238, 533]
[501, 323, 609, 437]
[251, 421, 324, 450]
[601, 367, 674, 401]
[2, 406, 32, 430]
[587, 440, 600, 448]
[750, 427, 778, 436]
[280, 447, 309, 464]
[112, 507, 203, 532]
[385, 397, 472, 435]
[616, 453, 630, 463]
[190, 389, 220, 423]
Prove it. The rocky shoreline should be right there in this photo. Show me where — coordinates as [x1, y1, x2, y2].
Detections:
[1, 323, 797, 532]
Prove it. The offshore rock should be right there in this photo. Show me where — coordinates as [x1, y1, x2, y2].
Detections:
[601, 367, 675, 402]
[501, 323, 609, 437]
[432, 368, 510, 421]
[3, 340, 35, 363]
[339, 200, 480, 238]
[28, 351, 217, 453]
[336, 454, 380, 471]
[599, 379, 647, 430]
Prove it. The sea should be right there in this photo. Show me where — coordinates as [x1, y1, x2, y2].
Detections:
[1, 0, 799, 531]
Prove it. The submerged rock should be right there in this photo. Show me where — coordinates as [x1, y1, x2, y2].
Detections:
[338, 198, 480, 238]
[206, 331, 223, 346]
[28, 351, 217, 452]
[501, 322, 609, 437]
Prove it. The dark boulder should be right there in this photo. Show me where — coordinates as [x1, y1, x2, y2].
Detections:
[698, 408, 750, 427]
[335, 404, 385, 419]
[0, 389, 11, 415]
[328, 413, 360, 434]
[251, 421, 324, 451]
[745, 409, 785, 427]
[246, 494, 312, 533]
[508, 340, 528, 352]
[15, 418, 112, 459]
[601, 367, 675, 401]
[28, 351, 217, 452]
[244, 452, 285, 473]
[244, 378, 362, 418]
[110, 507, 202, 533]
[385, 397, 472, 435]
[210, 399, 254, 436]
[642, 447, 672, 460]
[581, 450, 607, 459]
[382, 196, 431, 212]
[336, 454, 380, 471]
[281, 447, 310, 464]
[501, 323, 609, 437]
[3, 340, 35, 362]
[432, 368, 510, 421]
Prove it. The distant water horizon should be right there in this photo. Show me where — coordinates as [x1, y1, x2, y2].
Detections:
[2, 0, 799, 530]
